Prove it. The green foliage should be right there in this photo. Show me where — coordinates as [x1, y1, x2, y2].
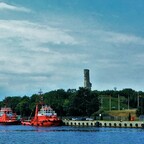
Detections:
[15, 96, 31, 116]
[3, 96, 21, 112]
[66, 87, 100, 116]
[0, 88, 143, 117]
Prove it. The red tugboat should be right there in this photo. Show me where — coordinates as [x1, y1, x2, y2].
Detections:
[22, 104, 62, 126]
[0, 107, 20, 125]
[21, 90, 62, 126]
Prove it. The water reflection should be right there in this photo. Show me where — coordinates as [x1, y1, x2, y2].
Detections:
[0, 125, 101, 133]
[0, 125, 144, 133]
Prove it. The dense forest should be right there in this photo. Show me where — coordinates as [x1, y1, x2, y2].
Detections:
[0, 87, 144, 117]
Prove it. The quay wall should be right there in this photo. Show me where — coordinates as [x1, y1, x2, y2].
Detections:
[62, 120, 144, 128]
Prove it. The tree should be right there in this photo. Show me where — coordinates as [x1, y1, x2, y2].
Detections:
[67, 87, 100, 116]
[120, 88, 137, 108]
[15, 96, 31, 116]
[3, 96, 21, 112]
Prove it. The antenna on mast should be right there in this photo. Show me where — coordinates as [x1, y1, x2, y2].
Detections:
[38, 89, 43, 95]
[38, 89, 44, 105]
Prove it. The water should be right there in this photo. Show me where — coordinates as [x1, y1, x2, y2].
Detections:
[0, 125, 144, 144]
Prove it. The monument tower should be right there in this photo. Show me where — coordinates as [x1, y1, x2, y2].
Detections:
[84, 69, 92, 90]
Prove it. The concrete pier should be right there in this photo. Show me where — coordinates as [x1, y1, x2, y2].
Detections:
[63, 119, 144, 128]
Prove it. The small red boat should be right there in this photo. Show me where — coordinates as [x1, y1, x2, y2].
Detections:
[0, 107, 20, 125]
[21, 104, 62, 127]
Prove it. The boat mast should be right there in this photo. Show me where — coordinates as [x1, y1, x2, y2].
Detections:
[38, 89, 44, 105]
[34, 89, 43, 125]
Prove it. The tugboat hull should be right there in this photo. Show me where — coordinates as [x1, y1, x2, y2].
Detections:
[22, 119, 62, 127]
[0, 120, 21, 125]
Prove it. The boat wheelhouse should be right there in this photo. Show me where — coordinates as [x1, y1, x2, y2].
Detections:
[38, 105, 57, 116]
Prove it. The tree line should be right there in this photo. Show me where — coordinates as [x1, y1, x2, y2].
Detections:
[0, 87, 144, 117]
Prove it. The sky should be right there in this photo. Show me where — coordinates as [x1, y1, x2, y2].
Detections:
[0, 0, 144, 99]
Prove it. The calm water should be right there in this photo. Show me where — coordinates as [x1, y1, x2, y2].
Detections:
[0, 125, 144, 144]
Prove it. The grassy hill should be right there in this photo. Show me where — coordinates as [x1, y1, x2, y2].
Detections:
[100, 95, 138, 120]
[101, 95, 132, 111]
[107, 109, 136, 117]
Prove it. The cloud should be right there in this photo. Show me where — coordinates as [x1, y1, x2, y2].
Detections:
[0, 20, 78, 69]
[83, 28, 144, 47]
[0, 19, 79, 76]
[101, 30, 144, 45]
[0, 20, 76, 45]
[0, 2, 31, 12]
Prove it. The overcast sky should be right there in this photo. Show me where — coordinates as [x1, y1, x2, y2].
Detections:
[0, 0, 144, 99]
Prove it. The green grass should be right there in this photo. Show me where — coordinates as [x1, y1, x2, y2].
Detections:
[100, 95, 128, 111]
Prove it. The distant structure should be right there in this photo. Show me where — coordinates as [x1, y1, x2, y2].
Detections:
[84, 69, 92, 90]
